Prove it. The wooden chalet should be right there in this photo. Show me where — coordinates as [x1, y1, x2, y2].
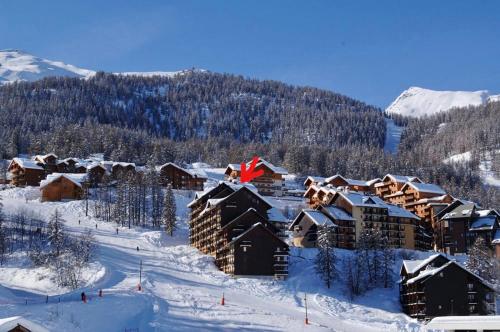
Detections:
[224, 158, 288, 197]
[374, 174, 421, 199]
[39, 173, 87, 202]
[8, 158, 46, 187]
[289, 206, 356, 249]
[434, 200, 500, 255]
[86, 163, 107, 185]
[328, 191, 420, 250]
[303, 176, 326, 189]
[34, 153, 58, 173]
[400, 254, 496, 320]
[0, 316, 49, 332]
[215, 209, 288, 277]
[158, 162, 207, 191]
[56, 160, 69, 173]
[303, 184, 337, 208]
[189, 182, 289, 278]
[110, 162, 136, 178]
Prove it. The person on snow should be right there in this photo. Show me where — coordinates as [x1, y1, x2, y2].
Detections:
[81, 292, 86, 303]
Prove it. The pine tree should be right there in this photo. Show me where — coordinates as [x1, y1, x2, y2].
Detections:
[0, 196, 7, 265]
[163, 185, 177, 236]
[47, 209, 65, 258]
[466, 237, 497, 285]
[315, 226, 337, 288]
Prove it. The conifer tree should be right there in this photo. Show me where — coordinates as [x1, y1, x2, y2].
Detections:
[47, 209, 65, 258]
[315, 226, 337, 288]
[163, 185, 177, 236]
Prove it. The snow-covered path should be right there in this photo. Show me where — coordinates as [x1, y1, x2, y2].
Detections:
[0, 187, 424, 331]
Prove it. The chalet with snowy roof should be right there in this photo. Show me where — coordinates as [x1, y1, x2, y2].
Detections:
[324, 174, 381, 194]
[158, 162, 207, 191]
[8, 158, 46, 186]
[224, 158, 288, 197]
[289, 206, 355, 249]
[303, 184, 337, 208]
[33, 153, 58, 173]
[303, 176, 326, 189]
[399, 254, 496, 319]
[107, 162, 136, 178]
[189, 182, 289, 278]
[0, 316, 49, 332]
[86, 163, 107, 185]
[374, 174, 421, 198]
[328, 191, 420, 250]
[435, 200, 499, 255]
[40, 173, 87, 202]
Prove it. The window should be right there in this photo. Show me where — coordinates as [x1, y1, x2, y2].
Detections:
[467, 283, 474, 290]
[469, 305, 476, 313]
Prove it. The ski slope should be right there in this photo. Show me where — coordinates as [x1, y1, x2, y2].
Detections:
[0, 177, 425, 331]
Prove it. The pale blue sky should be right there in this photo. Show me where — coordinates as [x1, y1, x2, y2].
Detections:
[1, 0, 499, 107]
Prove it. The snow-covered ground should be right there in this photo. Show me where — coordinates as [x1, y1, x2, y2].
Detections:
[383, 118, 403, 154]
[443, 150, 500, 187]
[0, 171, 427, 331]
[386, 86, 499, 118]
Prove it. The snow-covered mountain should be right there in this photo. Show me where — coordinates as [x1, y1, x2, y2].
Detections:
[386, 86, 500, 118]
[0, 50, 197, 84]
[0, 49, 95, 83]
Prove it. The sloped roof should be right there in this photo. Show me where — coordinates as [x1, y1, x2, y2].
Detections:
[403, 182, 446, 195]
[304, 176, 326, 186]
[427, 316, 500, 331]
[9, 157, 44, 170]
[225, 158, 288, 175]
[267, 207, 288, 223]
[404, 194, 452, 206]
[492, 230, 500, 244]
[159, 162, 207, 178]
[402, 253, 447, 274]
[406, 260, 495, 291]
[320, 206, 355, 221]
[34, 153, 57, 161]
[442, 202, 476, 219]
[470, 215, 497, 231]
[40, 173, 87, 189]
[226, 222, 288, 248]
[378, 174, 421, 185]
[0, 316, 49, 332]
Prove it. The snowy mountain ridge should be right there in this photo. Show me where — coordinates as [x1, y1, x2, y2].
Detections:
[0, 50, 198, 84]
[386, 86, 500, 118]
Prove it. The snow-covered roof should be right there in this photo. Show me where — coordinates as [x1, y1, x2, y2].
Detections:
[40, 173, 87, 189]
[112, 162, 136, 168]
[402, 253, 445, 274]
[492, 230, 500, 244]
[320, 206, 355, 221]
[406, 262, 451, 284]
[426, 315, 500, 331]
[304, 176, 326, 186]
[365, 178, 382, 186]
[9, 157, 44, 170]
[335, 192, 419, 219]
[442, 202, 476, 219]
[34, 153, 58, 161]
[476, 209, 500, 217]
[469, 215, 497, 231]
[226, 222, 286, 247]
[159, 162, 207, 178]
[403, 182, 446, 195]
[379, 174, 421, 184]
[0, 316, 49, 332]
[303, 209, 336, 227]
[404, 194, 451, 206]
[267, 207, 288, 223]
[226, 158, 288, 175]
[87, 162, 106, 171]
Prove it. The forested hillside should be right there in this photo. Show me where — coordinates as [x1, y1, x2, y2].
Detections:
[0, 71, 384, 162]
[0, 71, 498, 208]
